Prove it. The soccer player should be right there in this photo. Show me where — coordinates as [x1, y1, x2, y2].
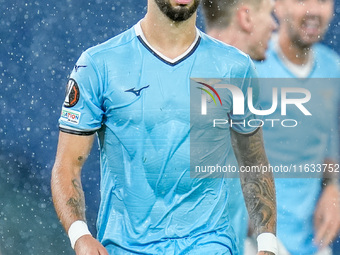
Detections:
[202, 0, 277, 61]
[51, 0, 277, 254]
[254, 0, 340, 254]
[202, 0, 277, 254]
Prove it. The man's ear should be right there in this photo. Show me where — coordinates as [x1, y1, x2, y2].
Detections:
[236, 5, 253, 33]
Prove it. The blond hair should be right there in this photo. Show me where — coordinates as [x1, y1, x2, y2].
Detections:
[202, 0, 263, 29]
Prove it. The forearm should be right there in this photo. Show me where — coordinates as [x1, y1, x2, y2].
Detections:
[231, 128, 276, 236]
[51, 132, 94, 232]
[240, 169, 276, 235]
[314, 158, 340, 247]
[51, 163, 86, 231]
[51, 132, 108, 253]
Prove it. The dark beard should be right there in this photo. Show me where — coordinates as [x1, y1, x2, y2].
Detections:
[155, 0, 200, 22]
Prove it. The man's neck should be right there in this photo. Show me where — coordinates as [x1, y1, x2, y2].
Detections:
[141, 4, 197, 60]
[207, 27, 247, 54]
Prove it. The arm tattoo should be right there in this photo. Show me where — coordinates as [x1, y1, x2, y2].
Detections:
[231, 128, 276, 235]
[66, 179, 86, 220]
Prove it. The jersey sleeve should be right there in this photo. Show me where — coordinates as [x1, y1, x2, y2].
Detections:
[228, 58, 261, 135]
[59, 51, 104, 135]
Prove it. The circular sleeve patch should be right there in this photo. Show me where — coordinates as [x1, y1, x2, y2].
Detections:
[64, 78, 80, 108]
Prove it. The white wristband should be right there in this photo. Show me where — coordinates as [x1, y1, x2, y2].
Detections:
[68, 220, 92, 249]
[257, 233, 278, 255]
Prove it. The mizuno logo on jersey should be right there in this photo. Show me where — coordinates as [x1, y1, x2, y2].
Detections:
[125, 85, 150, 96]
[74, 65, 87, 72]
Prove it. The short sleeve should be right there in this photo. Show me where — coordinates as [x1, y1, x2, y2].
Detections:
[59, 51, 104, 135]
[229, 58, 261, 134]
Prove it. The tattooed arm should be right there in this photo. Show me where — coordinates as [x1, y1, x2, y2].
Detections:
[231, 128, 277, 255]
[51, 132, 108, 255]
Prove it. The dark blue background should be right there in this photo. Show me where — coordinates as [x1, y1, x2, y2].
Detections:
[0, 0, 339, 254]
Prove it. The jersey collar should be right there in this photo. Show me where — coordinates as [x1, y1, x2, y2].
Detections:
[134, 20, 201, 66]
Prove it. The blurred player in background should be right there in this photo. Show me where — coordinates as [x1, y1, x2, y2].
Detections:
[254, 0, 340, 254]
[203, 0, 276, 61]
[51, 0, 277, 254]
[202, 0, 277, 254]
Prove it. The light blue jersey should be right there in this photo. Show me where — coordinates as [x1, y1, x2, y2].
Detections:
[59, 21, 260, 254]
[255, 38, 340, 255]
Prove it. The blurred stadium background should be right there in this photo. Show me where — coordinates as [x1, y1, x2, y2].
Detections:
[0, 0, 339, 254]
